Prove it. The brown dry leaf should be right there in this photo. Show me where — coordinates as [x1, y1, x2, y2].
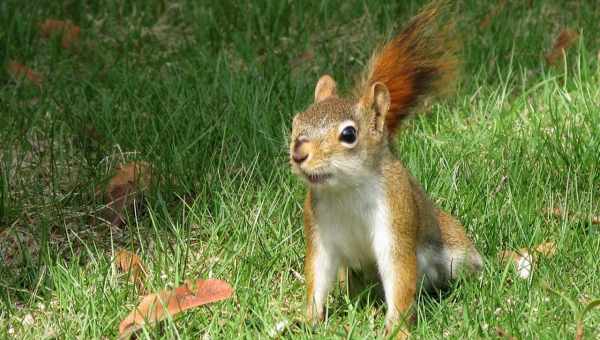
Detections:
[104, 161, 151, 226]
[38, 19, 81, 49]
[498, 249, 534, 279]
[7, 61, 43, 86]
[544, 207, 600, 225]
[498, 241, 557, 279]
[576, 322, 584, 340]
[495, 326, 517, 340]
[118, 279, 234, 338]
[534, 241, 557, 257]
[115, 249, 147, 291]
[289, 51, 315, 69]
[545, 28, 579, 66]
[479, 0, 508, 29]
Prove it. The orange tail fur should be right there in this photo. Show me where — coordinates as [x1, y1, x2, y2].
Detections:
[355, 1, 459, 135]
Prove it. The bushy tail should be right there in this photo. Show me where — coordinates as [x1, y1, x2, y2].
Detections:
[355, 1, 459, 135]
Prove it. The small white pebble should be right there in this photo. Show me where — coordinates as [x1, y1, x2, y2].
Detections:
[516, 253, 533, 279]
[268, 319, 289, 338]
[22, 314, 35, 326]
[290, 269, 304, 282]
[563, 92, 572, 102]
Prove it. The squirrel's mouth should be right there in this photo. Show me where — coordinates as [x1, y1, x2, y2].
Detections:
[303, 172, 332, 184]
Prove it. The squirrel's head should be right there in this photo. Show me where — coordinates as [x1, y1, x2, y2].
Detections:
[289, 74, 391, 190]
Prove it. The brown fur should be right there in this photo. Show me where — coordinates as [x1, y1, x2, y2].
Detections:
[355, 0, 459, 135]
[381, 160, 419, 334]
[290, 2, 479, 339]
[302, 191, 320, 322]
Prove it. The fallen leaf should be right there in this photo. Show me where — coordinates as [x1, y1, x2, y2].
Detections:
[38, 19, 81, 49]
[7, 61, 43, 86]
[104, 161, 151, 226]
[545, 28, 579, 66]
[498, 249, 533, 279]
[576, 299, 600, 340]
[479, 0, 508, 29]
[115, 249, 147, 291]
[534, 241, 556, 257]
[544, 207, 600, 225]
[544, 283, 600, 340]
[118, 279, 234, 338]
[498, 241, 557, 279]
[289, 51, 315, 69]
[491, 175, 508, 196]
[495, 326, 516, 340]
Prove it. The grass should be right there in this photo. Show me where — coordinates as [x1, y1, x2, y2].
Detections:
[1, 0, 599, 338]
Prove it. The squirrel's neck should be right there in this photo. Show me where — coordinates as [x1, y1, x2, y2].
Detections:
[311, 151, 392, 198]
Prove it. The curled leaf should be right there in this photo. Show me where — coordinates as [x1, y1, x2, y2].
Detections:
[38, 19, 81, 49]
[545, 28, 579, 66]
[576, 299, 600, 340]
[115, 249, 147, 291]
[495, 326, 516, 340]
[118, 279, 234, 338]
[544, 207, 600, 225]
[498, 241, 556, 279]
[7, 61, 43, 86]
[544, 284, 600, 340]
[498, 249, 534, 279]
[104, 161, 151, 226]
[289, 51, 315, 69]
[534, 241, 556, 257]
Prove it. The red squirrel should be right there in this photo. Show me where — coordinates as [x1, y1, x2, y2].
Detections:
[288, 2, 483, 338]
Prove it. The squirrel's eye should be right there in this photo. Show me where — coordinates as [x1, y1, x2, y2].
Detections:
[339, 126, 357, 145]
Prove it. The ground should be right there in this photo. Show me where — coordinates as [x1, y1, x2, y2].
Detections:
[1, 0, 599, 338]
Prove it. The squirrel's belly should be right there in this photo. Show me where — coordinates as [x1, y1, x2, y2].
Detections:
[313, 184, 387, 271]
[321, 222, 377, 270]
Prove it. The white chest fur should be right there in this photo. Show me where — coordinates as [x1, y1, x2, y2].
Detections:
[313, 180, 390, 273]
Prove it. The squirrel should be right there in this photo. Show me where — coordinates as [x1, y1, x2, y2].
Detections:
[288, 2, 483, 338]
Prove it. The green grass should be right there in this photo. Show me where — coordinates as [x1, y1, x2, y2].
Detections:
[1, 0, 599, 338]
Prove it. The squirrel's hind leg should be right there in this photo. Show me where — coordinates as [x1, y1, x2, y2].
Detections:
[436, 209, 483, 278]
[418, 209, 483, 291]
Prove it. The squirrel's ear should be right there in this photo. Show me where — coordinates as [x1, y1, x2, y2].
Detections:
[314, 75, 337, 103]
[361, 82, 390, 132]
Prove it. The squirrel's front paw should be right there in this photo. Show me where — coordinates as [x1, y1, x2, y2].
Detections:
[306, 304, 325, 327]
[385, 325, 410, 340]
[385, 317, 411, 340]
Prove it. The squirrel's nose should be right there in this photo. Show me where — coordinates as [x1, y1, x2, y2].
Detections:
[292, 139, 309, 164]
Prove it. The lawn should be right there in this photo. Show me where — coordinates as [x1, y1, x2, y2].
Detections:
[1, 0, 599, 338]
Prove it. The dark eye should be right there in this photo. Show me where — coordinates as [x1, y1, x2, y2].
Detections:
[339, 126, 357, 144]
